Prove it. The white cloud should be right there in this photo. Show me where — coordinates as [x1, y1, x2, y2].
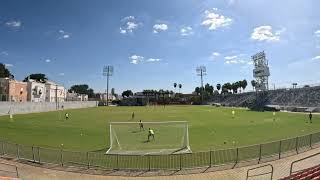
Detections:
[275, 28, 286, 35]
[146, 58, 161, 62]
[58, 73, 65, 76]
[212, 52, 220, 56]
[153, 24, 168, 33]
[224, 55, 237, 60]
[129, 55, 144, 64]
[120, 16, 140, 34]
[127, 22, 138, 30]
[129, 55, 162, 64]
[120, 28, 127, 34]
[4, 63, 13, 67]
[315, 30, 320, 37]
[251, 26, 282, 42]
[180, 26, 193, 36]
[201, 9, 232, 30]
[312, 56, 320, 60]
[225, 59, 247, 64]
[123, 16, 135, 21]
[224, 54, 249, 65]
[58, 30, 71, 39]
[225, 60, 238, 64]
[45, 59, 51, 63]
[247, 61, 254, 65]
[5, 21, 21, 28]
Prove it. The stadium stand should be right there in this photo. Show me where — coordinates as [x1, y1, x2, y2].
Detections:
[279, 164, 320, 180]
[209, 86, 320, 112]
[279, 152, 320, 180]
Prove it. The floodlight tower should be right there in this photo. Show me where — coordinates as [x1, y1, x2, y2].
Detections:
[252, 51, 270, 91]
[103, 66, 113, 106]
[196, 66, 207, 104]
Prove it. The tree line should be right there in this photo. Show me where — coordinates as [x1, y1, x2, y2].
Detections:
[194, 79, 248, 95]
[0, 63, 14, 79]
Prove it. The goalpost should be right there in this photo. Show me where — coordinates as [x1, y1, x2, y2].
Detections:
[106, 121, 191, 155]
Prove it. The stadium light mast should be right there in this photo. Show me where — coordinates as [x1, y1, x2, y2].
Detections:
[252, 51, 270, 91]
[103, 66, 113, 106]
[196, 66, 207, 104]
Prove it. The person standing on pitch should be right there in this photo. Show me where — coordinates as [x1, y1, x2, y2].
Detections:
[309, 112, 313, 123]
[148, 128, 155, 141]
[139, 120, 144, 131]
[65, 113, 69, 120]
[232, 110, 235, 119]
[273, 111, 276, 122]
[132, 112, 135, 120]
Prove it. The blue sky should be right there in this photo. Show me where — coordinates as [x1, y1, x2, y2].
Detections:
[0, 0, 319, 94]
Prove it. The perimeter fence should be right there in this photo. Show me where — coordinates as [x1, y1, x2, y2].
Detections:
[1, 132, 320, 171]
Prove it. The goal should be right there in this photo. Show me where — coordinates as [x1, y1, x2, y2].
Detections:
[106, 121, 191, 155]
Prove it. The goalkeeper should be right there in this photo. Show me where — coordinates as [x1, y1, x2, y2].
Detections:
[148, 128, 155, 141]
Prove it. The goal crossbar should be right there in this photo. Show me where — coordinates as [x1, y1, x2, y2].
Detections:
[110, 121, 188, 124]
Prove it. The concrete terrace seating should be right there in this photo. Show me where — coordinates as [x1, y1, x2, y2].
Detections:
[279, 164, 320, 180]
[209, 86, 320, 110]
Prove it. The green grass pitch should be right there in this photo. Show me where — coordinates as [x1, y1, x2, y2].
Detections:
[0, 105, 319, 152]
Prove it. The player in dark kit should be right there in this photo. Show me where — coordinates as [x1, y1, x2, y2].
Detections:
[309, 112, 313, 123]
[132, 112, 135, 120]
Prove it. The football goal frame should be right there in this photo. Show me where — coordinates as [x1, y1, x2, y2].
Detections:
[106, 121, 191, 155]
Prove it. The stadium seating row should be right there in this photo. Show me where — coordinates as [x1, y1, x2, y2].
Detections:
[209, 86, 320, 111]
[279, 164, 320, 180]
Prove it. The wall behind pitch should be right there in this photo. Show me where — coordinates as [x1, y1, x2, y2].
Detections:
[0, 101, 98, 115]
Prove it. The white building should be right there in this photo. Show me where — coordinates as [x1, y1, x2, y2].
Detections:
[66, 91, 88, 101]
[99, 93, 116, 102]
[45, 81, 66, 102]
[27, 79, 46, 102]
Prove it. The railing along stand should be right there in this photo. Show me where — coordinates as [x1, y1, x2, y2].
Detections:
[179, 153, 182, 171]
[86, 152, 90, 169]
[32, 146, 35, 162]
[148, 155, 151, 171]
[38, 147, 41, 164]
[258, 144, 262, 164]
[233, 148, 239, 169]
[295, 137, 299, 154]
[279, 140, 282, 159]
[60, 149, 64, 167]
[16, 144, 19, 159]
[209, 150, 212, 168]
[1, 141, 4, 156]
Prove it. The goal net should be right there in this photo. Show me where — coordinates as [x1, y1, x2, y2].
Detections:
[106, 121, 191, 155]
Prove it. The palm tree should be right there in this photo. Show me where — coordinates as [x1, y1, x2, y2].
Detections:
[251, 80, 256, 91]
[242, 80, 248, 92]
[231, 83, 237, 94]
[216, 84, 221, 94]
[178, 84, 182, 93]
[223, 83, 232, 93]
[173, 83, 177, 93]
[195, 87, 200, 95]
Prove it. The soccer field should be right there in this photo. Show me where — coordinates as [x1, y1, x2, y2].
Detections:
[0, 105, 319, 152]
